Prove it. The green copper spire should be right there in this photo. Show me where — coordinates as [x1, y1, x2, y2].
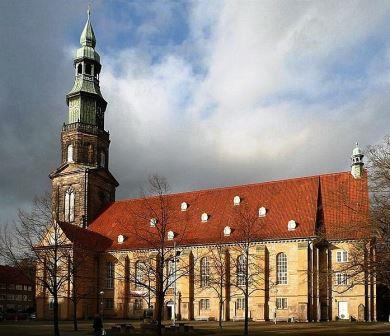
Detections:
[80, 8, 96, 48]
[66, 6, 107, 129]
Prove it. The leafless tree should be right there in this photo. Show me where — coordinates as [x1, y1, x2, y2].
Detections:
[194, 236, 230, 329]
[0, 194, 92, 335]
[367, 135, 390, 289]
[111, 175, 196, 335]
[229, 202, 270, 336]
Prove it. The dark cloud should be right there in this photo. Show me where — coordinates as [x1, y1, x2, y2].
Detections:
[0, 1, 85, 222]
[0, 1, 389, 227]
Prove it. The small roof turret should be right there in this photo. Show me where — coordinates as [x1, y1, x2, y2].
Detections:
[80, 8, 96, 48]
[352, 142, 363, 156]
[351, 142, 364, 179]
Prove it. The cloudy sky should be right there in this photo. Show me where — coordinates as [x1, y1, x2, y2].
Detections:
[0, 0, 389, 225]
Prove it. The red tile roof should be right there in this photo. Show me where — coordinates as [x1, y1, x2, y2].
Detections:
[59, 221, 112, 252]
[0, 265, 32, 285]
[87, 171, 370, 250]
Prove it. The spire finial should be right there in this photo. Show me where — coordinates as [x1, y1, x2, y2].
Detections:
[355, 141, 359, 147]
[80, 3, 96, 48]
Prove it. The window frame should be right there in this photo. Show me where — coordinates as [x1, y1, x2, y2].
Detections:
[106, 261, 114, 289]
[335, 272, 348, 285]
[276, 297, 288, 310]
[167, 259, 176, 288]
[199, 298, 210, 310]
[67, 144, 73, 163]
[200, 257, 210, 288]
[276, 253, 288, 285]
[236, 298, 245, 310]
[336, 251, 348, 263]
[64, 188, 75, 223]
[135, 261, 145, 289]
[237, 255, 246, 287]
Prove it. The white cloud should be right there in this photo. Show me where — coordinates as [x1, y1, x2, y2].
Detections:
[99, 1, 389, 196]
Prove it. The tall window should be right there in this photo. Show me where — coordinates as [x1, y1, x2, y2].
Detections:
[237, 255, 245, 286]
[67, 144, 73, 163]
[200, 257, 210, 287]
[64, 188, 75, 222]
[276, 253, 287, 284]
[106, 262, 114, 289]
[336, 251, 348, 263]
[167, 260, 175, 288]
[135, 261, 145, 289]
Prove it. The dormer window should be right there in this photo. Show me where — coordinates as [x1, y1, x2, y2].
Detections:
[233, 196, 241, 206]
[287, 220, 297, 231]
[258, 207, 267, 217]
[167, 231, 175, 240]
[117, 235, 125, 244]
[223, 226, 231, 236]
[150, 218, 157, 227]
[67, 144, 73, 163]
[181, 202, 188, 211]
[201, 213, 208, 222]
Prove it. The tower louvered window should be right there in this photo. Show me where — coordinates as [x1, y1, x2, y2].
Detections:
[64, 188, 75, 222]
[276, 253, 287, 284]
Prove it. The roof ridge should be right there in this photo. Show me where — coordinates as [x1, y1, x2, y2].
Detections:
[115, 170, 351, 203]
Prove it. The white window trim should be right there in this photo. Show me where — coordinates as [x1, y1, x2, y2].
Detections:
[276, 297, 288, 310]
[335, 272, 348, 285]
[336, 250, 348, 263]
[276, 253, 288, 285]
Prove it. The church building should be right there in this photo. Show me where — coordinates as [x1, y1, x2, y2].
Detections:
[36, 12, 375, 323]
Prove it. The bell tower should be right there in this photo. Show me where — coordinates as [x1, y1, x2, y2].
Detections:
[50, 9, 118, 227]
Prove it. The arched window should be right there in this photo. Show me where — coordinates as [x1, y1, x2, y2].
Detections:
[100, 151, 106, 167]
[77, 63, 82, 74]
[276, 253, 287, 284]
[67, 144, 73, 163]
[64, 188, 75, 222]
[135, 261, 145, 289]
[200, 257, 210, 287]
[237, 255, 245, 286]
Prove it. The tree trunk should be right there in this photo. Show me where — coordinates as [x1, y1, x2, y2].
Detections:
[72, 298, 78, 331]
[219, 298, 223, 329]
[244, 249, 249, 336]
[53, 293, 60, 336]
[244, 292, 249, 336]
[156, 290, 164, 336]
